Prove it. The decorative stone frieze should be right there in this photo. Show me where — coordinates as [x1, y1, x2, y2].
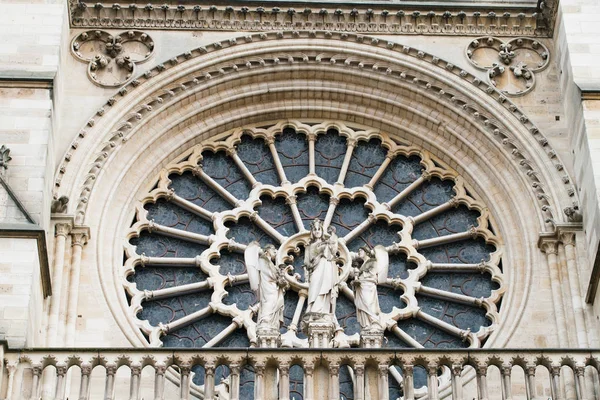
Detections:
[71, 30, 154, 87]
[466, 37, 550, 96]
[68, 3, 551, 37]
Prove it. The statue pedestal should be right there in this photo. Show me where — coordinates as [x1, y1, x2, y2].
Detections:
[257, 327, 280, 348]
[302, 313, 335, 348]
[360, 328, 384, 348]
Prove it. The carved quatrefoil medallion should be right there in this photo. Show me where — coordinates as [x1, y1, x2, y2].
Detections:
[71, 30, 154, 87]
[466, 37, 550, 96]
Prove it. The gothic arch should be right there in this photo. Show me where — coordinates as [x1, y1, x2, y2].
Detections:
[53, 31, 576, 348]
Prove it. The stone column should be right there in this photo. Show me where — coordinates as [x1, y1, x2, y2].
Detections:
[500, 365, 512, 400]
[328, 364, 340, 400]
[179, 365, 190, 400]
[304, 364, 314, 400]
[550, 366, 564, 400]
[65, 228, 89, 345]
[476, 365, 489, 400]
[427, 365, 439, 400]
[279, 364, 290, 400]
[153, 365, 166, 400]
[378, 365, 389, 400]
[451, 365, 463, 400]
[31, 366, 42, 400]
[55, 366, 67, 400]
[540, 240, 569, 346]
[229, 364, 241, 400]
[104, 365, 116, 400]
[354, 365, 365, 400]
[560, 232, 589, 348]
[4, 364, 16, 400]
[254, 363, 265, 400]
[47, 221, 72, 345]
[129, 366, 141, 400]
[79, 365, 92, 400]
[204, 364, 215, 400]
[402, 365, 415, 400]
[525, 365, 536, 400]
[575, 365, 588, 400]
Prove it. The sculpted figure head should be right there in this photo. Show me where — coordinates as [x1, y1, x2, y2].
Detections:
[264, 244, 277, 261]
[310, 219, 324, 240]
[357, 246, 371, 260]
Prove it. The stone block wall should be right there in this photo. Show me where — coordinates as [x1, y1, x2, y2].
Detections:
[0, 1, 65, 79]
[0, 238, 43, 347]
[0, 87, 54, 227]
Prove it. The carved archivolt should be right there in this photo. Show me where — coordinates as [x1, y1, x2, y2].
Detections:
[54, 32, 576, 232]
[71, 30, 154, 87]
[465, 36, 550, 96]
[123, 121, 504, 353]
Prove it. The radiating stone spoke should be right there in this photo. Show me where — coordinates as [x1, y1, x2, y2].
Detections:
[336, 138, 357, 186]
[162, 305, 213, 334]
[140, 255, 200, 267]
[203, 320, 240, 348]
[250, 212, 287, 243]
[384, 172, 429, 210]
[416, 310, 473, 342]
[323, 197, 339, 230]
[365, 153, 394, 190]
[413, 227, 478, 250]
[228, 149, 259, 188]
[417, 284, 483, 307]
[147, 221, 212, 245]
[286, 195, 306, 232]
[391, 325, 424, 348]
[144, 280, 212, 301]
[194, 166, 241, 206]
[266, 137, 289, 184]
[428, 262, 486, 272]
[343, 214, 376, 244]
[410, 198, 459, 225]
[169, 193, 215, 221]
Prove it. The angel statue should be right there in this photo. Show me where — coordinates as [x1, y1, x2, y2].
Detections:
[304, 219, 340, 318]
[351, 245, 389, 330]
[245, 242, 286, 332]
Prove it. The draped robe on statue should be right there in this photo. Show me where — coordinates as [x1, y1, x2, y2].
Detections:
[305, 240, 337, 315]
[354, 257, 381, 328]
[256, 252, 285, 328]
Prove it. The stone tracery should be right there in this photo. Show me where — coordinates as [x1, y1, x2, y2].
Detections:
[123, 121, 504, 355]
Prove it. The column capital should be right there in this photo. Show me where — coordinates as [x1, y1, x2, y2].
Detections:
[539, 240, 558, 255]
[559, 231, 576, 246]
[55, 222, 72, 238]
[70, 226, 91, 247]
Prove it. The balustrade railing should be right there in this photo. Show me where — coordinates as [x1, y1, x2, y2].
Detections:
[1, 347, 599, 400]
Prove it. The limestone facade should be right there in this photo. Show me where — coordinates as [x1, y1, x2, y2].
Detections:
[1, 0, 600, 398]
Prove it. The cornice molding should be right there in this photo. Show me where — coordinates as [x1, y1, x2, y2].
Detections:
[0, 224, 51, 298]
[0, 78, 53, 89]
[68, 2, 552, 37]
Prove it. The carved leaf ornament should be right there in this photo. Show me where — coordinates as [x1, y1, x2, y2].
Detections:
[123, 121, 505, 392]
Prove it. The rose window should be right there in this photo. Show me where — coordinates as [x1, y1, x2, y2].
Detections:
[123, 121, 504, 396]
